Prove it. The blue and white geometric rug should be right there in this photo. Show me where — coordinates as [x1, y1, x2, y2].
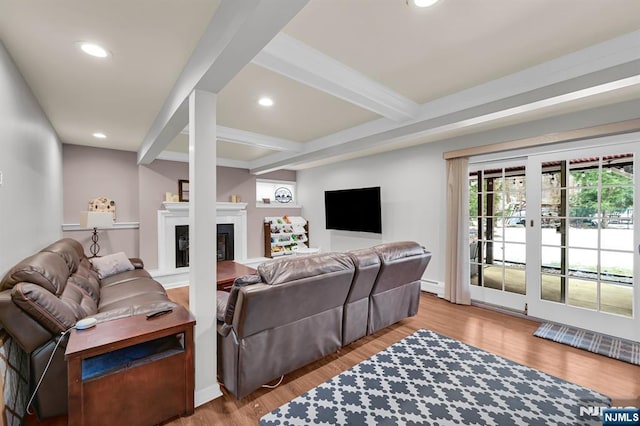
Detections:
[534, 322, 640, 366]
[260, 329, 610, 426]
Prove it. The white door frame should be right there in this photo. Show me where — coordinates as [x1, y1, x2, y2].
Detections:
[526, 141, 639, 342]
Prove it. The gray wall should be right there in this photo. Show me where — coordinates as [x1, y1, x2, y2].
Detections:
[138, 159, 190, 268]
[298, 99, 640, 285]
[63, 145, 300, 268]
[0, 41, 63, 276]
[62, 144, 139, 257]
[218, 167, 301, 260]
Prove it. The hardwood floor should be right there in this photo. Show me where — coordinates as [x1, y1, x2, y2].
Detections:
[24, 287, 640, 425]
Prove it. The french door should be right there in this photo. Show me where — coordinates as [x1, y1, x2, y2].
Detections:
[469, 142, 639, 341]
[526, 144, 638, 341]
[469, 159, 528, 311]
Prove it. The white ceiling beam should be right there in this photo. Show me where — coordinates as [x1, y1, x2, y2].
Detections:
[156, 150, 251, 169]
[249, 31, 640, 174]
[180, 125, 302, 152]
[252, 33, 420, 122]
[218, 126, 302, 152]
[137, 0, 310, 165]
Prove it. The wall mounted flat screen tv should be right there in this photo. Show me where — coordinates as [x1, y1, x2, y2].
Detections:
[324, 186, 382, 233]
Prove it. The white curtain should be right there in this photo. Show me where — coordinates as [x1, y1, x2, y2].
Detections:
[444, 157, 471, 305]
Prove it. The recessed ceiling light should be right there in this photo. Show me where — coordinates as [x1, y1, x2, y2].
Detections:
[79, 42, 110, 58]
[413, 0, 440, 7]
[92, 132, 107, 139]
[258, 97, 274, 107]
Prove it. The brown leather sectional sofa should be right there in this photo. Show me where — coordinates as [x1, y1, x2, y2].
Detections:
[217, 241, 432, 399]
[0, 238, 176, 419]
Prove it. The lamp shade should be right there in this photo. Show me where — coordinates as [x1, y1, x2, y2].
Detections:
[80, 211, 114, 229]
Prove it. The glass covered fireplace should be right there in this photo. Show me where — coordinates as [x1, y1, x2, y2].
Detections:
[217, 223, 234, 262]
[174, 224, 234, 267]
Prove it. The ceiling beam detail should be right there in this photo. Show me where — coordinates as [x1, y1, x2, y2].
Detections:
[156, 150, 251, 169]
[217, 126, 302, 152]
[252, 33, 421, 122]
[137, 0, 309, 165]
[249, 31, 640, 174]
[181, 125, 302, 152]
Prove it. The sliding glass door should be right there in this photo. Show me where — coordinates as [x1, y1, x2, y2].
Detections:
[469, 142, 639, 341]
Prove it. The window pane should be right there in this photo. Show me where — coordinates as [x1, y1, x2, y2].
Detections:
[567, 278, 597, 310]
[504, 242, 525, 265]
[469, 176, 479, 216]
[542, 189, 562, 216]
[601, 227, 634, 252]
[567, 248, 597, 277]
[601, 251, 633, 283]
[504, 267, 525, 294]
[541, 227, 562, 246]
[601, 186, 633, 225]
[482, 265, 503, 290]
[600, 282, 633, 317]
[568, 188, 598, 219]
[541, 274, 564, 303]
[567, 225, 598, 249]
[569, 158, 599, 188]
[256, 180, 297, 204]
[541, 246, 562, 274]
[602, 154, 633, 186]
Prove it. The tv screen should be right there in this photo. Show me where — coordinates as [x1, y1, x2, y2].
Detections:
[324, 187, 382, 233]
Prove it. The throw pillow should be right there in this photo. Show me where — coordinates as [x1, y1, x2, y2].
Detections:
[89, 252, 134, 280]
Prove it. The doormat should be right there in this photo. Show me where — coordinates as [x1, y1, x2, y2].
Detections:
[534, 322, 640, 366]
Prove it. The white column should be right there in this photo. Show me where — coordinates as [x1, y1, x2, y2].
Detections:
[188, 89, 221, 405]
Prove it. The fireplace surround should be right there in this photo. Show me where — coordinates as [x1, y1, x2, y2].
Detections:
[157, 202, 247, 273]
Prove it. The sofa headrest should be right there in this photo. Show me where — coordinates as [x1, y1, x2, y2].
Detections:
[40, 238, 84, 272]
[11, 283, 77, 334]
[258, 253, 354, 286]
[374, 241, 426, 263]
[0, 252, 70, 295]
[347, 247, 380, 267]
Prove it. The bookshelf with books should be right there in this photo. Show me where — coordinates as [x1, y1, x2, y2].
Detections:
[263, 216, 309, 258]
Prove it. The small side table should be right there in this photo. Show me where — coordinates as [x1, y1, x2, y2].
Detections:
[65, 306, 195, 426]
[217, 260, 257, 291]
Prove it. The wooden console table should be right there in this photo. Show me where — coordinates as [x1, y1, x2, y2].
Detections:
[65, 306, 195, 426]
[217, 260, 257, 291]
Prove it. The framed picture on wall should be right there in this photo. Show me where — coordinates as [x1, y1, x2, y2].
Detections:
[178, 180, 189, 202]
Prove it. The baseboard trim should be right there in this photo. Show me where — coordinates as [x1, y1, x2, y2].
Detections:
[420, 279, 444, 297]
[195, 383, 223, 407]
[471, 300, 543, 322]
[148, 269, 189, 289]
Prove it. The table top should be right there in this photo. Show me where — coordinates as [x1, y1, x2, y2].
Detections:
[217, 260, 257, 286]
[65, 306, 195, 360]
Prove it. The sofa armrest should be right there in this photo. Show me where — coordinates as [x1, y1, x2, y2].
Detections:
[0, 290, 53, 353]
[128, 258, 144, 269]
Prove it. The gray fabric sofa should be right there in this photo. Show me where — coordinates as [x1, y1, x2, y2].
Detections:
[0, 238, 176, 419]
[217, 241, 432, 399]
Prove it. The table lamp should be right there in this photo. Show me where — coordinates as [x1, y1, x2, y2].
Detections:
[80, 211, 113, 257]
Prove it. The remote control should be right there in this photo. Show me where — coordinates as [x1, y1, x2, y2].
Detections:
[146, 308, 173, 319]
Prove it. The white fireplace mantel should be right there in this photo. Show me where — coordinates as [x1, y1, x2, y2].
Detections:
[162, 201, 247, 212]
[157, 202, 248, 275]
